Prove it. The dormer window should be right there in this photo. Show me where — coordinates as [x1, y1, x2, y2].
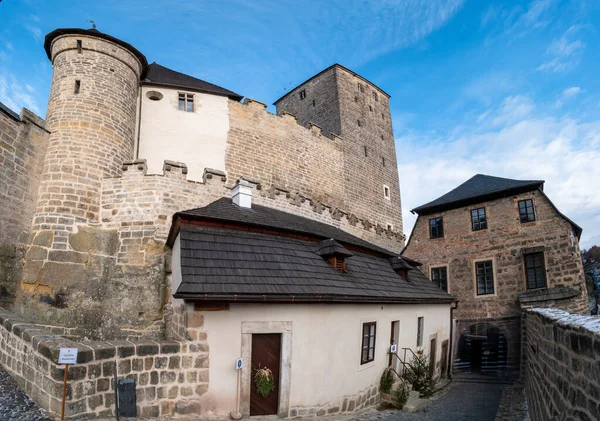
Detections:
[389, 256, 414, 280]
[315, 238, 353, 273]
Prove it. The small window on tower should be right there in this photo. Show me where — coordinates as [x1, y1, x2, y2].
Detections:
[381, 134, 384, 140]
[74, 80, 81, 94]
[299, 90, 306, 100]
[354, 96, 358, 103]
[358, 83, 364, 93]
[373, 92, 378, 102]
[363, 146, 368, 157]
[384, 185, 390, 200]
[357, 120, 362, 127]
[369, 105, 373, 112]
[77, 40, 82, 54]
[178, 93, 194, 112]
[387, 223, 393, 231]
[381, 113, 385, 119]
[312, 99, 316, 107]
[382, 157, 385, 167]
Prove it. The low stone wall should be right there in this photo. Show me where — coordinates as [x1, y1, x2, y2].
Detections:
[523, 308, 600, 421]
[0, 307, 207, 418]
[289, 385, 380, 419]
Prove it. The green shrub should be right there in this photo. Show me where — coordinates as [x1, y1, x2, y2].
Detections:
[395, 380, 410, 408]
[404, 352, 436, 396]
[379, 367, 394, 394]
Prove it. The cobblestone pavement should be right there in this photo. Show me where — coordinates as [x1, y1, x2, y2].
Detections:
[0, 365, 53, 421]
[0, 363, 525, 421]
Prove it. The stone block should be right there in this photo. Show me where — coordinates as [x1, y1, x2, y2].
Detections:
[160, 341, 181, 354]
[317, 408, 326, 416]
[136, 341, 159, 356]
[25, 246, 47, 261]
[175, 400, 201, 415]
[32, 231, 54, 247]
[69, 226, 119, 255]
[195, 383, 208, 396]
[141, 405, 160, 417]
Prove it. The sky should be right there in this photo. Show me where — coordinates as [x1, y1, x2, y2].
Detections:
[0, 0, 599, 249]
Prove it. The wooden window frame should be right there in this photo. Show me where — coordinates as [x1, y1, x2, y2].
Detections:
[361, 322, 377, 365]
[471, 207, 487, 231]
[524, 252, 547, 289]
[431, 266, 448, 292]
[417, 317, 424, 347]
[429, 217, 444, 239]
[475, 260, 495, 295]
[518, 199, 535, 223]
[178, 93, 194, 112]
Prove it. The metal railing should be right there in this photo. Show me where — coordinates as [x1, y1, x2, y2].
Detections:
[387, 347, 420, 378]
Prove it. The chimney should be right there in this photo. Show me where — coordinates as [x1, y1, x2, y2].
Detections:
[232, 179, 253, 209]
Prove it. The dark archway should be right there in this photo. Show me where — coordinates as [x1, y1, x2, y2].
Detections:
[455, 323, 508, 376]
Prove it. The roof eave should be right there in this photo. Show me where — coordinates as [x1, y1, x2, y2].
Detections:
[141, 80, 243, 102]
[411, 182, 545, 216]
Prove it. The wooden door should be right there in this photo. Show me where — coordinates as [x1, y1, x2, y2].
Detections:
[388, 320, 400, 367]
[440, 340, 448, 378]
[429, 337, 437, 377]
[250, 334, 281, 416]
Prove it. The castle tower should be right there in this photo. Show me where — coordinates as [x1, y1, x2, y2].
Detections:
[274, 64, 403, 237]
[18, 28, 148, 329]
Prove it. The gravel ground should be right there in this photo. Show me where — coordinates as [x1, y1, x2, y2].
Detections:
[0, 365, 53, 421]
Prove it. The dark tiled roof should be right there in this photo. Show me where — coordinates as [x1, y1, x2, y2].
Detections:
[44, 28, 149, 78]
[144, 63, 243, 101]
[411, 174, 544, 215]
[0, 101, 20, 121]
[172, 197, 395, 256]
[174, 225, 453, 304]
[315, 239, 354, 258]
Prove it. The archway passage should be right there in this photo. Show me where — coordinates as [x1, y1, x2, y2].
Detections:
[455, 323, 508, 376]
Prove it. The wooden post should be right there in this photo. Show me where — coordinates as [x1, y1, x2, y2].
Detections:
[61, 364, 69, 420]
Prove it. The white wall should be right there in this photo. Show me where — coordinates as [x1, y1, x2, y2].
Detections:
[137, 86, 230, 181]
[198, 302, 451, 414]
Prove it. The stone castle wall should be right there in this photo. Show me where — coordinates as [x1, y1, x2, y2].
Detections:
[403, 189, 588, 321]
[275, 65, 403, 234]
[0, 108, 49, 305]
[523, 308, 600, 421]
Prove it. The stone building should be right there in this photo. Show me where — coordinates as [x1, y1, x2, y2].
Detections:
[0, 27, 452, 418]
[402, 174, 589, 375]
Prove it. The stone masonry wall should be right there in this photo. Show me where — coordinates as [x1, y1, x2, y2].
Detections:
[274, 65, 403, 235]
[0, 307, 208, 418]
[0, 107, 49, 306]
[404, 189, 588, 321]
[523, 308, 600, 421]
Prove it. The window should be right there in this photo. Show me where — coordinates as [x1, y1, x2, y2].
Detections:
[476, 260, 494, 295]
[358, 83, 364, 93]
[519, 199, 535, 223]
[429, 217, 444, 239]
[357, 119, 362, 127]
[381, 134, 384, 140]
[386, 223, 393, 231]
[312, 99, 316, 107]
[382, 157, 385, 167]
[354, 96, 358, 103]
[417, 317, 424, 347]
[74, 80, 80, 94]
[381, 113, 385, 119]
[383, 185, 390, 199]
[373, 91, 378, 102]
[178, 93, 194, 112]
[431, 267, 448, 292]
[369, 105, 373, 112]
[471, 208, 487, 231]
[361, 322, 376, 364]
[524, 252, 546, 289]
[363, 145, 368, 157]
[76, 39, 82, 54]
[299, 90, 306, 100]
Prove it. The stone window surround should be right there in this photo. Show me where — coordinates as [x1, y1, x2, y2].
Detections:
[240, 321, 292, 418]
[472, 257, 497, 298]
[383, 185, 390, 200]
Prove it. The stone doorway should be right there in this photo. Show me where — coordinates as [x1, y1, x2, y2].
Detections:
[250, 334, 281, 416]
[455, 323, 508, 376]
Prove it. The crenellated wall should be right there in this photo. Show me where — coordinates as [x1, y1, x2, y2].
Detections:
[0, 107, 49, 306]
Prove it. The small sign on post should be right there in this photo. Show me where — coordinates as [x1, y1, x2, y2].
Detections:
[390, 344, 398, 353]
[235, 357, 243, 370]
[59, 348, 78, 420]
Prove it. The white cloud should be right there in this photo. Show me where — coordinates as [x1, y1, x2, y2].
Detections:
[24, 24, 42, 41]
[0, 73, 41, 114]
[398, 95, 600, 249]
[491, 95, 535, 126]
[538, 25, 585, 72]
[555, 86, 581, 107]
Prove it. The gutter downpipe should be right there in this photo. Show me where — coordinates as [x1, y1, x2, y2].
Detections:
[448, 300, 458, 379]
[135, 82, 143, 159]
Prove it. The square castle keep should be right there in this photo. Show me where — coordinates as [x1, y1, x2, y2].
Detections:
[0, 27, 404, 340]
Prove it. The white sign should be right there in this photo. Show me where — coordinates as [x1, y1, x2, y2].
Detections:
[58, 348, 78, 365]
[235, 357, 243, 370]
[390, 344, 398, 353]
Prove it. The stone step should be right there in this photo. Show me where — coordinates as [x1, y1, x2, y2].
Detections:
[402, 390, 430, 413]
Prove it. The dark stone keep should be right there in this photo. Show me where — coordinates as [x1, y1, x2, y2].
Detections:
[118, 378, 137, 417]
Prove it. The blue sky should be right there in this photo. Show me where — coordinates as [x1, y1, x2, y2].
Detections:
[1, 0, 599, 248]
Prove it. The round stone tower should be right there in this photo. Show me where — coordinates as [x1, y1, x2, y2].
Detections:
[36, 28, 147, 231]
[18, 28, 148, 333]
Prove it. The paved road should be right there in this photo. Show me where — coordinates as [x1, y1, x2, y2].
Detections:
[0, 366, 53, 421]
[353, 381, 505, 421]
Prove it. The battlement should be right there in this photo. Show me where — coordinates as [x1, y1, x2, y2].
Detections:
[102, 159, 405, 254]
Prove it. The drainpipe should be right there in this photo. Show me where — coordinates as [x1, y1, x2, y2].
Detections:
[448, 300, 459, 379]
[135, 82, 143, 159]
